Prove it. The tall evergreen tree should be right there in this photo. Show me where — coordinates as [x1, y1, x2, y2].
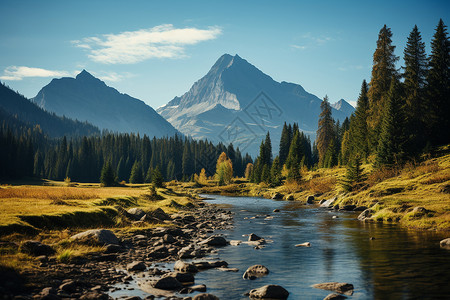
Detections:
[351, 80, 370, 159]
[129, 160, 144, 183]
[100, 162, 116, 187]
[316, 96, 335, 166]
[426, 19, 450, 146]
[368, 25, 399, 146]
[152, 166, 164, 188]
[376, 79, 406, 167]
[403, 25, 428, 153]
[279, 122, 290, 165]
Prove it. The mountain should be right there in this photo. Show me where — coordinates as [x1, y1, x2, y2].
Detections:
[157, 54, 354, 155]
[0, 82, 99, 137]
[33, 70, 178, 138]
[331, 99, 355, 116]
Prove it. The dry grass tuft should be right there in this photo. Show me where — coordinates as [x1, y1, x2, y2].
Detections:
[308, 176, 337, 194]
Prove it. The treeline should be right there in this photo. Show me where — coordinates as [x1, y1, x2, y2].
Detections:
[248, 123, 315, 185]
[248, 19, 449, 186]
[318, 19, 449, 168]
[0, 121, 252, 182]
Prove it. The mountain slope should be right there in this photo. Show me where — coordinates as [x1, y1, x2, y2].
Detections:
[33, 70, 178, 138]
[0, 82, 99, 137]
[158, 54, 354, 155]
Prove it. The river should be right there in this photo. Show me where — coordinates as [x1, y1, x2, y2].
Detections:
[111, 194, 450, 299]
[194, 195, 450, 299]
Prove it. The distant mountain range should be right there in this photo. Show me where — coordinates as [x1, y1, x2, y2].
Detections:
[158, 54, 354, 155]
[32, 70, 179, 138]
[0, 82, 99, 137]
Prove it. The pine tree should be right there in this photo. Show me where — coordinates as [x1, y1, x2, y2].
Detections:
[376, 79, 406, 167]
[350, 80, 370, 159]
[426, 19, 450, 146]
[368, 25, 399, 146]
[403, 25, 428, 154]
[129, 160, 144, 183]
[182, 142, 193, 179]
[152, 166, 164, 188]
[316, 96, 335, 166]
[270, 156, 282, 186]
[341, 155, 366, 192]
[145, 164, 153, 183]
[279, 122, 291, 166]
[100, 162, 116, 187]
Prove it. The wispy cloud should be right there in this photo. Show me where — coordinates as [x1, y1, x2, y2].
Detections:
[292, 32, 334, 51]
[72, 24, 222, 64]
[93, 71, 134, 82]
[0, 66, 71, 81]
[291, 44, 307, 50]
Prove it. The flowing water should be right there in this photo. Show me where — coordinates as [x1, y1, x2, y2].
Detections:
[112, 195, 450, 299]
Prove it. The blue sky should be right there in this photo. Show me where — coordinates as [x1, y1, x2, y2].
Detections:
[0, 0, 448, 108]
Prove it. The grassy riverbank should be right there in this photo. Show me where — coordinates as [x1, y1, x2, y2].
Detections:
[0, 181, 199, 271]
[178, 153, 450, 231]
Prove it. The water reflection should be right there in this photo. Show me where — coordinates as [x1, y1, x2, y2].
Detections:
[201, 195, 450, 300]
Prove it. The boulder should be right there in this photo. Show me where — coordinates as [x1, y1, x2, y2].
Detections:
[248, 233, 263, 241]
[190, 284, 207, 292]
[193, 294, 220, 300]
[286, 194, 294, 201]
[295, 242, 311, 247]
[272, 192, 283, 200]
[198, 235, 227, 246]
[306, 195, 314, 204]
[249, 285, 289, 299]
[147, 245, 169, 259]
[174, 260, 198, 273]
[324, 294, 347, 300]
[20, 241, 55, 256]
[440, 238, 450, 249]
[59, 280, 77, 293]
[243, 264, 269, 280]
[149, 208, 171, 221]
[273, 209, 280, 212]
[357, 209, 373, 221]
[104, 244, 124, 253]
[152, 276, 182, 290]
[341, 205, 356, 211]
[70, 229, 119, 245]
[312, 282, 354, 295]
[127, 208, 146, 220]
[163, 272, 195, 285]
[193, 261, 228, 269]
[127, 261, 146, 272]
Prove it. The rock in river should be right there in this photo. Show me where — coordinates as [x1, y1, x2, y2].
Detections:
[127, 261, 146, 272]
[312, 282, 354, 295]
[249, 284, 289, 299]
[198, 235, 227, 246]
[295, 242, 311, 247]
[152, 276, 182, 290]
[193, 294, 220, 300]
[174, 260, 198, 273]
[440, 238, 450, 249]
[306, 195, 315, 204]
[323, 293, 347, 300]
[248, 233, 263, 241]
[243, 264, 269, 280]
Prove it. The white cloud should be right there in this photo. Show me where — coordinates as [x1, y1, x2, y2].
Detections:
[291, 44, 307, 50]
[94, 71, 134, 82]
[73, 24, 222, 64]
[0, 66, 71, 81]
